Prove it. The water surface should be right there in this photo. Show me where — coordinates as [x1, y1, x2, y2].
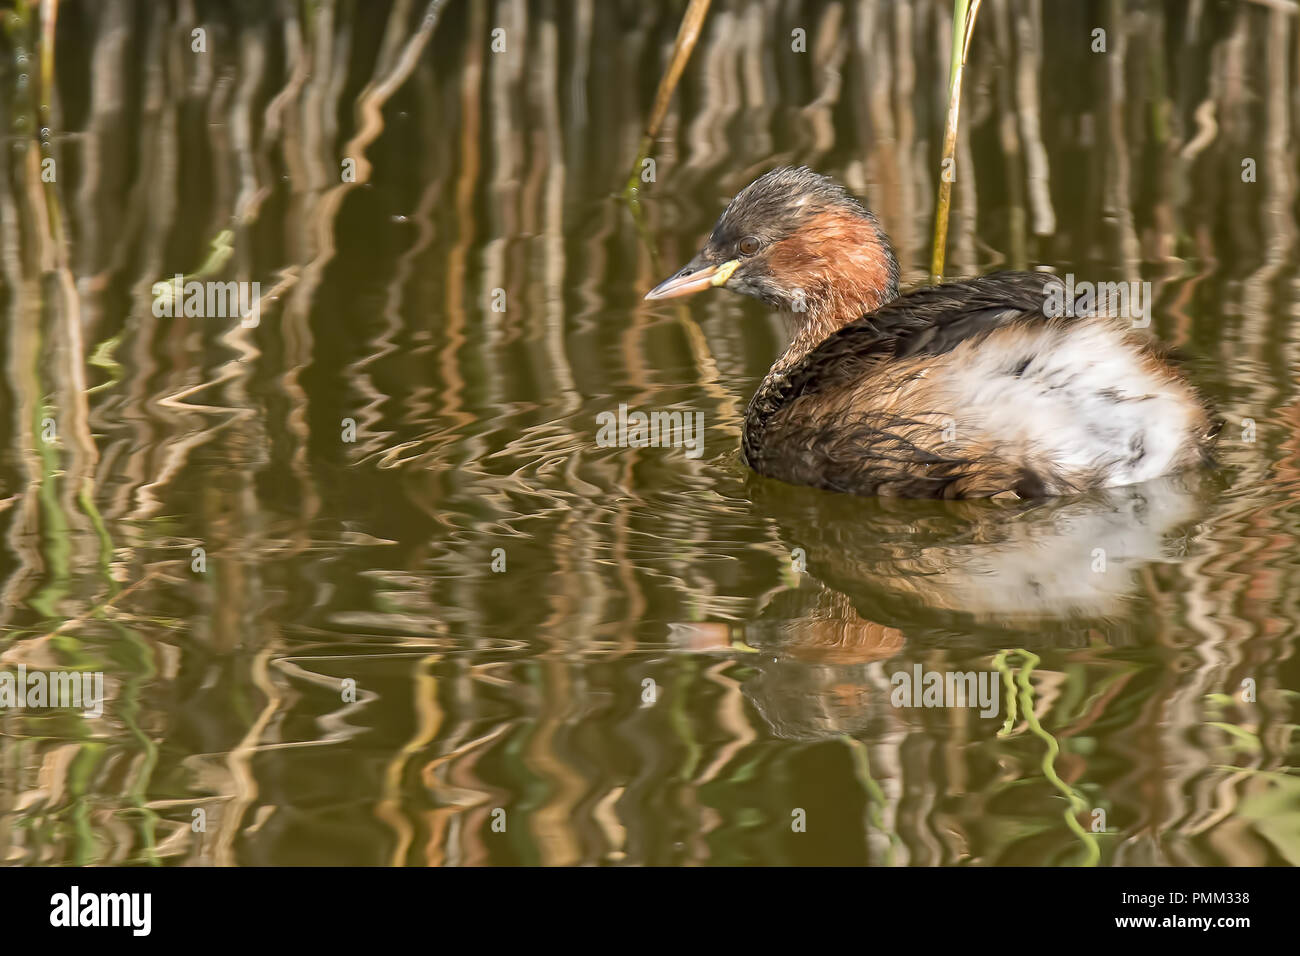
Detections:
[1, 0, 1298, 866]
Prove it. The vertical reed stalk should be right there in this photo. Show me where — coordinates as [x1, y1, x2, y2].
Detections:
[622, 0, 711, 197]
[930, 0, 982, 283]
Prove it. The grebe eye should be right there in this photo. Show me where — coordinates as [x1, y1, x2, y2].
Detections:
[739, 236, 761, 256]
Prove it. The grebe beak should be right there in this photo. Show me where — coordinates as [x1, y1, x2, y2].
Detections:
[645, 258, 739, 301]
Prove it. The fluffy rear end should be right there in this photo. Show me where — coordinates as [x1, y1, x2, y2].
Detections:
[935, 320, 1212, 494]
[745, 316, 1212, 498]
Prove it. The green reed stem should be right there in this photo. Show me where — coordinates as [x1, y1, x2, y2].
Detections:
[993, 649, 1018, 736]
[623, 0, 711, 198]
[39, 0, 55, 114]
[841, 734, 899, 866]
[930, 0, 983, 284]
[1007, 649, 1101, 866]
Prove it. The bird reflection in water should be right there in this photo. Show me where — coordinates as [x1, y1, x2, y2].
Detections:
[674, 472, 1214, 740]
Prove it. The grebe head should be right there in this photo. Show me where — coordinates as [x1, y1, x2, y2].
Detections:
[645, 166, 900, 326]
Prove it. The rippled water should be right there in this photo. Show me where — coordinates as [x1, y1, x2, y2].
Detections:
[1, 0, 1299, 866]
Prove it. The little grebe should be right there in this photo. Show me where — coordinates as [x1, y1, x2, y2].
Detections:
[646, 166, 1214, 499]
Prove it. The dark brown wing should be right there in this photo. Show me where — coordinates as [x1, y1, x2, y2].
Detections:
[742, 272, 1070, 498]
[792, 271, 1060, 395]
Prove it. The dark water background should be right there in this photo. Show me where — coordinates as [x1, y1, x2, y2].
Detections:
[1, 0, 1298, 865]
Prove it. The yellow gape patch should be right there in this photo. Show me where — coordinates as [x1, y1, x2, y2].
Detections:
[711, 259, 740, 286]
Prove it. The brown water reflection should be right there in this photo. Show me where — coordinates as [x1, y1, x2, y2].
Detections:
[1, 0, 1299, 866]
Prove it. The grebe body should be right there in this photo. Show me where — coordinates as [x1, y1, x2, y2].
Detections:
[647, 167, 1213, 499]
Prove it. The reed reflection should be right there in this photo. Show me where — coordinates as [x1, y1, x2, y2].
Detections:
[0, 0, 1297, 867]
